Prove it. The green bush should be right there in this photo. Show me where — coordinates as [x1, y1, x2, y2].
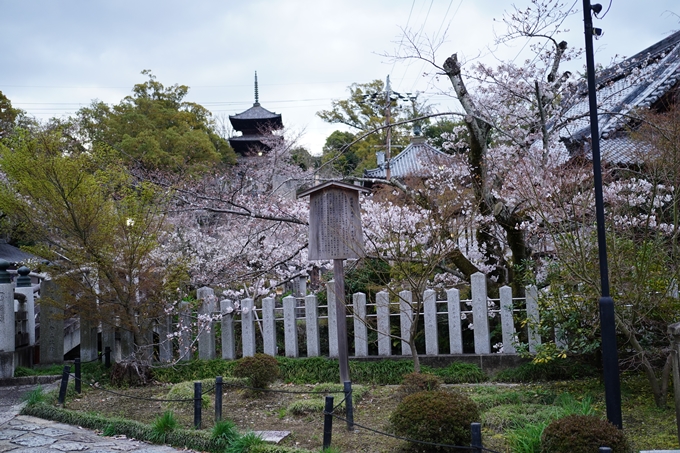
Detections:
[390, 390, 480, 450]
[397, 372, 442, 398]
[494, 359, 597, 382]
[541, 415, 631, 453]
[165, 380, 212, 408]
[426, 362, 486, 383]
[233, 354, 280, 389]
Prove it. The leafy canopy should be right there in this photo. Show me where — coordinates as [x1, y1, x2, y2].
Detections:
[77, 70, 236, 174]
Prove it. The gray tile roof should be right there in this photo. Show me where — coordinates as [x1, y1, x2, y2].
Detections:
[0, 241, 39, 265]
[364, 138, 453, 179]
[560, 30, 680, 164]
[229, 104, 282, 121]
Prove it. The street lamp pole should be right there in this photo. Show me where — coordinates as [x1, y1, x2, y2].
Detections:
[582, 0, 622, 429]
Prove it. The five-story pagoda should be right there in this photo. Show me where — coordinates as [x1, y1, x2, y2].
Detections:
[228, 72, 283, 156]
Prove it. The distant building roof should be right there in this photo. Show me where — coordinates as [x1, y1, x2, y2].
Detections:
[364, 136, 453, 179]
[0, 240, 39, 265]
[560, 30, 680, 164]
[228, 72, 284, 156]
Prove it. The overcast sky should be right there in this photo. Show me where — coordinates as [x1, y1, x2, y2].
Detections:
[1, 0, 678, 155]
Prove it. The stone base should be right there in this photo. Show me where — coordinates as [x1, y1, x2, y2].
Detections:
[0, 352, 14, 380]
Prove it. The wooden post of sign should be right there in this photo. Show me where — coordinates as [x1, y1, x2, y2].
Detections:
[297, 181, 370, 432]
[334, 259, 350, 382]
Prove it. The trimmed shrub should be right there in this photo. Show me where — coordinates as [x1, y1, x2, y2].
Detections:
[165, 379, 212, 409]
[397, 372, 442, 399]
[233, 353, 280, 389]
[541, 415, 631, 453]
[390, 390, 480, 450]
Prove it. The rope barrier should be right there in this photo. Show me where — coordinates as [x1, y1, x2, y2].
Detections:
[78, 355, 102, 364]
[323, 411, 502, 453]
[68, 374, 215, 403]
[220, 381, 345, 395]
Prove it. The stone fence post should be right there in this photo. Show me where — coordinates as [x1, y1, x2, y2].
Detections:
[197, 287, 216, 360]
[668, 322, 680, 446]
[0, 260, 14, 378]
[39, 278, 65, 365]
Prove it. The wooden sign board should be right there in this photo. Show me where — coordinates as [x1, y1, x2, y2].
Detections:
[297, 181, 370, 261]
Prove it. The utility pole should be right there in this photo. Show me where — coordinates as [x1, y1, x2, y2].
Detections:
[582, 0, 623, 429]
[384, 75, 392, 180]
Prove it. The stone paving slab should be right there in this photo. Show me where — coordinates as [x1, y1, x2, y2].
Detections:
[253, 430, 290, 443]
[1, 382, 290, 453]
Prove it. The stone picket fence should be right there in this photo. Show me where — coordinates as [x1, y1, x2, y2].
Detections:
[167, 272, 542, 362]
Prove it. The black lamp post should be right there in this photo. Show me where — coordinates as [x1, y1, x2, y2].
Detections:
[582, 0, 623, 429]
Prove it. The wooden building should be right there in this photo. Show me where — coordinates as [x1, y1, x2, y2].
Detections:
[228, 72, 283, 156]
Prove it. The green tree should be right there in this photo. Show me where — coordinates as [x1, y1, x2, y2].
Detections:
[423, 118, 466, 152]
[317, 79, 430, 175]
[77, 70, 236, 174]
[0, 90, 22, 139]
[0, 124, 181, 356]
[320, 130, 361, 176]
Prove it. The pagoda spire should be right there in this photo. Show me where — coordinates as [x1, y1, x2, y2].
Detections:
[254, 71, 260, 106]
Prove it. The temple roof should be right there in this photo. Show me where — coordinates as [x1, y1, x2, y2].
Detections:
[364, 136, 453, 179]
[230, 103, 282, 122]
[560, 30, 680, 164]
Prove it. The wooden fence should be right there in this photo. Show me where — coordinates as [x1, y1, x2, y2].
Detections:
[166, 272, 542, 362]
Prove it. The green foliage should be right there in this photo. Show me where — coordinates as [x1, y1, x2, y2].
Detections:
[344, 258, 391, 300]
[0, 90, 22, 138]
[225, 431, 265, 453]
[484, 404, 562, 432]
[14, 365, 64, 377]
[102, 423, 117, 437]
[506, 421, 548, 453]
[349, 359, 416, 385]
[165, 380, 212, 408]
[390, 390, 480, 450]
[422, 118, 464, 151]
[151, 359, 237, 383]
[0, 124, 177, 348]
[149, 411, 178, 444]
[22, 403, 217, 451]
[320, 130, 361, 176]
[317, 79, 430, 175]
[397, 372, 442, 398]
[22, 385, 46, 406]
[287, 384, 367, 416]
[77, 70, 235, 173]
[423, 362, 487, 384]
[233, 354, 280, 389]
[212, 419, 239, 449]
[541, 415, 631, 453]
[493, 358, 597, 382]
[153, 357, 485, 387]
[468, 386, 557, 411]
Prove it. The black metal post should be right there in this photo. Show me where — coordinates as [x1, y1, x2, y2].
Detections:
[322, 395, 334, 450]
[470, 422, 482, 453]
[215, 376, 223, 422]
[74, 358, 81, 394]
[194, 382, 202, 429]
[58, 365, 70, 406]
[582, 0, 623, 429]
[104, 346, 111, 368]
[343, 381, 354, 430]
